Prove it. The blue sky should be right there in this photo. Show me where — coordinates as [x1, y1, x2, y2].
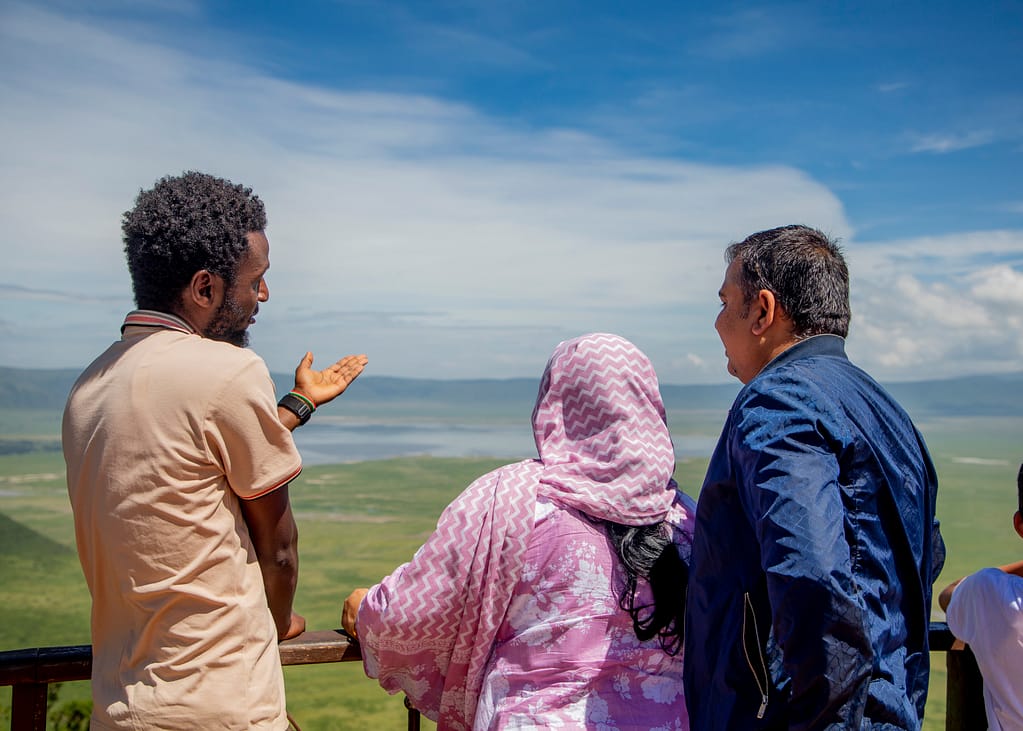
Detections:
[1, 0, 1021, 384]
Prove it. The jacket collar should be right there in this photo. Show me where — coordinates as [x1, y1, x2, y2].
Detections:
[759, 333, 848, 376]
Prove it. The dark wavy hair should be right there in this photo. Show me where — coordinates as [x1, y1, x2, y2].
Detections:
[606, 520, 688, 655]
[122, 171, 267, 311]
[726, 224, 850, 338]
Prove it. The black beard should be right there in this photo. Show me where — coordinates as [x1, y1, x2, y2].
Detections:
[205, 294, 251, 347]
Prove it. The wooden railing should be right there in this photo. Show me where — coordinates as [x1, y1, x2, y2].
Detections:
[1, 623, 984, 730]
[0, 629, 421, 731]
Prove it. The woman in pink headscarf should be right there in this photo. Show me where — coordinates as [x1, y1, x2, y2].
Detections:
[341, 333, 694, 730]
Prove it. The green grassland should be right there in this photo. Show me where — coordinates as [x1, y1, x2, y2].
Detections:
[2, 415, 1021, 729]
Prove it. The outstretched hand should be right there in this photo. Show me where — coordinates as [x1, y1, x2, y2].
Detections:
[292, 352, 368, 408]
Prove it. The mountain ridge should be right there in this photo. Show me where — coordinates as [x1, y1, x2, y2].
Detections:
[2, 366, 1021, 418]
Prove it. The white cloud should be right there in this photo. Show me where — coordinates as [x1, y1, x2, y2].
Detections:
[877, 81, 909, 94]
[908, 130, 996, 154]
[0, 3, 853, 383]
[847, 230, 1023, 278]
[1, 3, 1021, 388]
[969, 265, 1023, 305]
[846, 232, 1023, 380]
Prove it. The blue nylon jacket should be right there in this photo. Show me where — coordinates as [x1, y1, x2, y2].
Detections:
[683, 335, 944, 730]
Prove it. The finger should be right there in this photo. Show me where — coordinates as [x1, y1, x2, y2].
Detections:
[341, 603, 355, 636]
[332, 356, 367, 382]
[294, 353, 313, 380]
[343, 354, 368, 372]
[342, 588, 368, 636]
[335, 354, 367, 369]
[295, 351, 314, 375]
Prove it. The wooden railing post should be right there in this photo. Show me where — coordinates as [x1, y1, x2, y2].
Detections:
[929, 621, 988, 731]
[9, 683, 47, 731]
[945, 644, 987, 731]
[404, 695, 421, 731]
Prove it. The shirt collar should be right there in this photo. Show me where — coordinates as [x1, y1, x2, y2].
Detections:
[121, 310, 196, 336]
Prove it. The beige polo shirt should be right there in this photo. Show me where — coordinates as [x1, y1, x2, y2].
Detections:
[63, 311, 302, 730]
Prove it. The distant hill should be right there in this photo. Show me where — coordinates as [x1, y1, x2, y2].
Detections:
[282, 372, 1023, 418]
[882, 373, 1023, 417]
[0, 512, 74, 563]
[286, 374, 542, 406]
[0, 367, 82, 411]
[2, 366, 1021, 418]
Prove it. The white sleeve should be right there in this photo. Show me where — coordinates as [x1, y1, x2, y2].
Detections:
[944, 568, 1003, 644]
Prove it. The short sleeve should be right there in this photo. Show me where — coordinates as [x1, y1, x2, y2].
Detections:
[945, 568, 1003, 645]
[204, 355, 302, 499]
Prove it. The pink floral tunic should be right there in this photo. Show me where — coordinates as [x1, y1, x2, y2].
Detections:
[476, 493, 694, 730]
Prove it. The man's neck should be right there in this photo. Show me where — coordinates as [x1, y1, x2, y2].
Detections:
[164, 300, 207, 339]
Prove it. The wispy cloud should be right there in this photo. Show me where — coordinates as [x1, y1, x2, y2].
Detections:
[876, 81, 909, 94]
[694, 8, 801, 60]
[0, 283, 122, 303]
[409, 23, 547, 72]
[908, 130, 996, 154]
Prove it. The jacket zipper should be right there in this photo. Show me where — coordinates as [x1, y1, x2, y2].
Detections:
[742, 592, 769, 719]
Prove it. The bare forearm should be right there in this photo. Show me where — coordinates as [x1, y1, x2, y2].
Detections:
[937, 579, 961, 611]
[1000, 559, 1023, 578]
[258, 541, 299, 639]
[240, 486, 301, 640]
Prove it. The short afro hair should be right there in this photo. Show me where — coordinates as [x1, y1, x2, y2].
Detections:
[122, 171, 267, 311]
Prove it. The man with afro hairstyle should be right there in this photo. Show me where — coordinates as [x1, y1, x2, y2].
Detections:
[63, 171, 367, 730]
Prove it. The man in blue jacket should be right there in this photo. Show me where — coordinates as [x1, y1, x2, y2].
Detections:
[684, 225, 945, 729]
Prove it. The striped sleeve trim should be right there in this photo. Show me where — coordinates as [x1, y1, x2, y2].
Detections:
[241, 463, 303, 500]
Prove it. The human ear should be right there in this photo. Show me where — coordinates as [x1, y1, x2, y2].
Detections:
[750, 289, 777, 336]
[186, 269, 223, 310]
[1014, 511, 1023, 540]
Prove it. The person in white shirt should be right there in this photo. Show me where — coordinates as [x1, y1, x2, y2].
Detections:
[938, 462, 1023, 731]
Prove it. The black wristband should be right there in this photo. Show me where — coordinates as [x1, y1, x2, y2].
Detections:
[278, 392, 314, 425]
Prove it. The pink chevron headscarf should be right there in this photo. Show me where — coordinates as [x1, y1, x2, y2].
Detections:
[534, 333, 678, 525]
[356, 333, 678, 730]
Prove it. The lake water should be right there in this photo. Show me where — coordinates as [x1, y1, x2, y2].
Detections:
[293, 419, 719, 465]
